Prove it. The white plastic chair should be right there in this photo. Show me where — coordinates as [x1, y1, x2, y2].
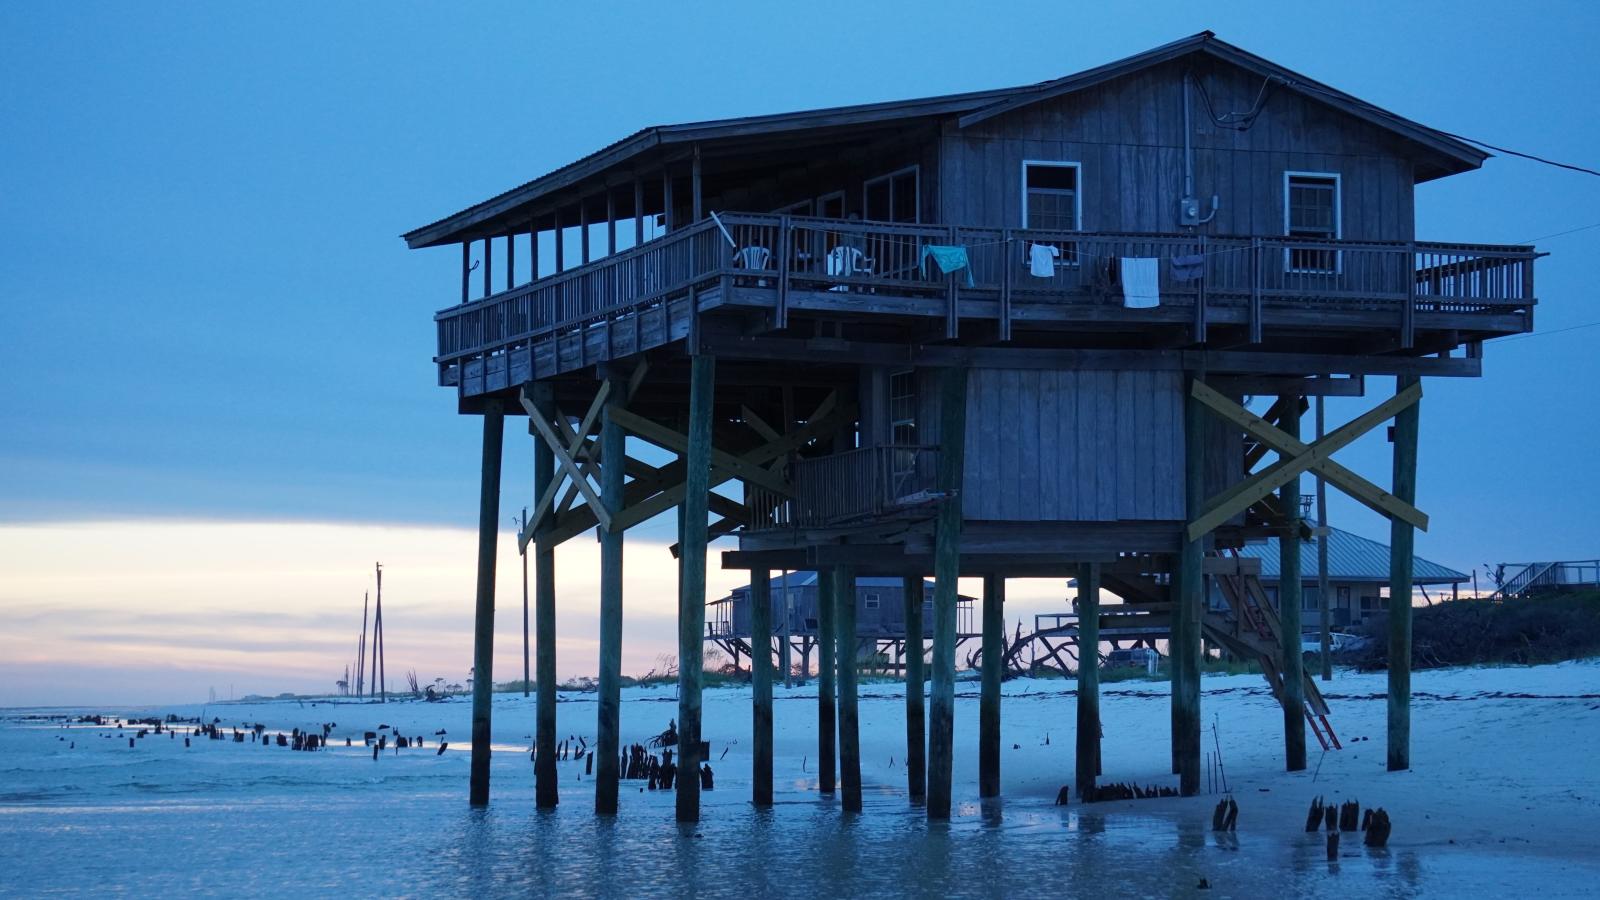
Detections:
[825, 246, 874, 291]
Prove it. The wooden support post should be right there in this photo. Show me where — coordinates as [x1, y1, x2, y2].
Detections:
[460, 241, 470, 304]
[594, 373, 626, 815]
[835, 564, 861, 812]
[506, 232, 515, 291]
[751, 566, 774, 806]
[663, 170, 675, 233]
[999, 229, 1012, 342]
[780, 570, 794, 687]
[676, 354, 714, 823]
[483, 236, 492, 298]
[530, 222, 540, 281]
[633, 179, 644, 247]
[927, 365, 968, 820]
[531, 384, 559, 809]
[554, 214, 565, 273]
[1076, 562, 1101, 801]
[1388, 374, 1420, 771]
[1279, 396, 1307, 772]
[903, 574, 926, 802]
[1401, 242, 1416, 349]
[1316, 395, 1332, 682]
[606, 190, 616, 257]
[1172, 374, 1204, 796]
[816, 568, 837, 794]
[979, 573, 1003, 798]
[469, 399, 505, 807]
[691, 145, 703, 222]
[1249, 237, 1263, 344]
[580, 197, 591, 265]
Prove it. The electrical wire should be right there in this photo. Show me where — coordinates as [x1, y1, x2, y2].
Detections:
[1519, 221, 1600, 244]
[1492, 319, 1600, 344]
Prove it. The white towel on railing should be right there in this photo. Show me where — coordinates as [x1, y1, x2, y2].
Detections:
[1120, 257, 1160, 308]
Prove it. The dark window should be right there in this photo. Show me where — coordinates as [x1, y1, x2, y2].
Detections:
[1286, 174, 1339, 273]
[1024, 163, 1079, 231]
[864, 593, 880, 610]
[865, 167, 919, 223]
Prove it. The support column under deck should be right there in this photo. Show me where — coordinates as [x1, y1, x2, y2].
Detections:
[835, 565, 861, 812]
[927, 365, 968, 820]
[531, 385, 559, 809]
[1279, 396, 1307, 772]
[595, 375, 626, 815]
[902, 574, 926, 803]
[750, 567, 774, 807]
[1076, 562, 1101, 801]
[1173, 375, 1205, 796]
[469, 399, 505, 807]
[676, 355, 714, 823]
[979, 573, 1004, 798]
[816, 568, 837, 794]
[1388, 374, 1421, 771]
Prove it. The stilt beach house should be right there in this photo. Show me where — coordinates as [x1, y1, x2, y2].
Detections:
[403, 33, 1538, 820]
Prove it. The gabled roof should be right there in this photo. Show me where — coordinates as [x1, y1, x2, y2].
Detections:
[403, 31, 1487, 249]
[1239, 527, 1468, 585]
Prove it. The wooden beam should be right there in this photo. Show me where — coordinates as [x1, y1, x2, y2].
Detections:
[978, 573, 1003, 798]
[927, 365, 968, 821]
[1076, 562, 1101, 800]
[529, 384, 559, 810]
[519, 382, 612, 547]
[1186, 381, 1423, 541]
[594, 374, 626, 815]
[751, 566, 774, 807]
[608, 406, 793, 497]
[836, 564, 862, 812]
[1192, 380, 1429, 532]
[469, 399, 504, 807]
[1173, 377, 1204, 796]
[903, 573, 926, 802]
[1388, 374, 1420, 772]
[816, 567, 837, 794]
[1214, 375, 1365, 398]
[1278, 397, 1307, 773]
[676, 354, 714, 823]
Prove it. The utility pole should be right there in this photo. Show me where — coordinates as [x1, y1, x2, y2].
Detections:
[517, 507, 530, 697]
[357, 590, 369, 697]
[371, 562, 386, 702]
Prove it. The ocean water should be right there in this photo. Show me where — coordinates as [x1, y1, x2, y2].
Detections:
[1, 698, 1593, 898]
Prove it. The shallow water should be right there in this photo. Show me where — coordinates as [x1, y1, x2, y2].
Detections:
[2, 711, 1592, 898]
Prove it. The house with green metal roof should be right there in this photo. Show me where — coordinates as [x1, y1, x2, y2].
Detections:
[1216, 526, 1468, 629]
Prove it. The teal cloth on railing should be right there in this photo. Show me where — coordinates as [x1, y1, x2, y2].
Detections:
[920, 244, 976, 287]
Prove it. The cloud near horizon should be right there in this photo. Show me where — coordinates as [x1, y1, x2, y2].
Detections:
[0, 519, 1072, 708]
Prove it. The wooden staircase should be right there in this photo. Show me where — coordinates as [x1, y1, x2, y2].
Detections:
[1211, 564, 1342, 751]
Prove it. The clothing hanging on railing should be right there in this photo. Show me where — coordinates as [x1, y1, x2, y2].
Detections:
[1170, 253, 1205, 282]
[1120, 257, 1160, 308]
[1028, 243, 1060, 277]
[920, 244, 976, 286]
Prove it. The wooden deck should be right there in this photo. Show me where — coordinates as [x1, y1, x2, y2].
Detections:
[435, 213, 1537, 397]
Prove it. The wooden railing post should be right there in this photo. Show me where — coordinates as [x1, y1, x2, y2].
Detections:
[946, 225, 959, 340]
[1249, 237, 1263, 344]
[777, 215, 792, 329]
[1401, 241, 1416, 349]
[1193, 233, 1208, 344]
[1000, 228, 1012, 342]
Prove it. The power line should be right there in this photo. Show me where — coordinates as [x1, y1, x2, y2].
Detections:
[1519, 221, 1600, 244]
[1493, 319, 1600, 344]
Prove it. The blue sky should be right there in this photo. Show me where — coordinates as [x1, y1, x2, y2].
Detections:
[2, 2, 1598, 703]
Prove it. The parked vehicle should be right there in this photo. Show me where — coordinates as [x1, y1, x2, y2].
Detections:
[1105, 648, 1162, 670]
[1301, 632, 1372, 655]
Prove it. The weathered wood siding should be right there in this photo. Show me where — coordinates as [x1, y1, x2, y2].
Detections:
[936, 57, 1416, 240]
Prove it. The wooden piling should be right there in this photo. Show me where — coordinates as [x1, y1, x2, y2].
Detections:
[675, 354, 714, 823]
[1388, 374, 1420, 772]
[979, 573, 1004, 798]
[816, 568, 837, 794]
[902, 574, 926, 801]
[469, 398, 504, 807]
[531, 383, 559, 809]
[1279, 396, 1307, 771]
[750, 567, 774, 806]
[1173, 375, 1205, 796]
[1076, 561, 1101, 801]
[928, 365, 968, 820]
[595, 374, 626, 815]
[780, 570, 794, 688]
[835, 564, 862, 812]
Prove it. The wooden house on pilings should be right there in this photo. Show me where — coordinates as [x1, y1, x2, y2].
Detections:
[403, 32, 1539, 820]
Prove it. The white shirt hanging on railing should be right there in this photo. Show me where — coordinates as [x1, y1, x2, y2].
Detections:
[1028, 243, 1059, 278]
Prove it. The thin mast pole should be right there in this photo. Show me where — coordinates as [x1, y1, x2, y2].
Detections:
[376, 562, 386, 702]
[521, 508, 530, 697]
[358, 591, 369, 697]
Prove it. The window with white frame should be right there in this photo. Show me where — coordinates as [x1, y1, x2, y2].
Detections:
[1022, 161, 1081, 231]
[1284, 172, 1340, 273]
[864, 166, 919, 223]
[888, 368, 918, 493]
[864, 592, 880, 610]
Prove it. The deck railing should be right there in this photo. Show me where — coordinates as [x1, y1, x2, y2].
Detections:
[748, 444, 941, 530]
[435, 212, 1537, 368]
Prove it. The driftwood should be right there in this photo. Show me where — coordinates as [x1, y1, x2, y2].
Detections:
[1339, 800, 1360, 832]
[1211, 797, 1238, 831]
[1305, 796, 1326, 832]
[1364, 809, 1392, 847]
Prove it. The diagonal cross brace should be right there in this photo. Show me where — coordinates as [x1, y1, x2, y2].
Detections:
[1187, 380, 1423, 541]
[520, 382, 612, 540]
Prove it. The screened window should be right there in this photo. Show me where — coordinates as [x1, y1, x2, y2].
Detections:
[888, 368, 919, 494]
[864, 593, 880, 610]
[1023, 162, 1080, 231]
[864, 167, 919, 223]
[1285, 173, 1340, 273]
